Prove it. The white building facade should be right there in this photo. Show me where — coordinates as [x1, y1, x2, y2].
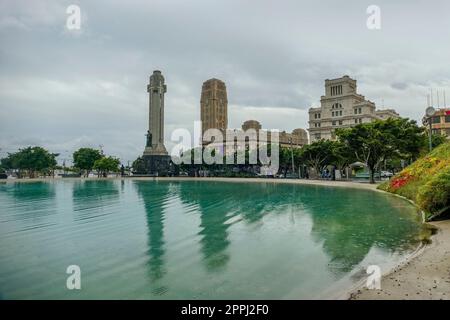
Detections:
[308, 75, 400, 142]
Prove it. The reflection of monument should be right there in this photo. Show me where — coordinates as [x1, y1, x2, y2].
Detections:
[142, 70, 170, 175]
[178, 182, 231, 271]
[134, 181, 169, 282]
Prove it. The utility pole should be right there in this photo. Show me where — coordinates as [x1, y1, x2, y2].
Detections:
[289, 137, 295, 176]
[425, 102, 436, 152]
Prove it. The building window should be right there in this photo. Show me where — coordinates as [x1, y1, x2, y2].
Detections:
[332, 111, 335, 116]
[332, 103, 342, 110]
[332, 121, 336, 126]
[354, 108, 357, 114]
[331, 85, 343, 96]
[331, 85, 342, 96]
[339, 120, 343, 125]
[315, 133, 321, 140]
[432, 116, 441, 124]
[318, 113, 321, 119]
[359, 118, 362, 123]
[354, 119, 358, 124]
[358, 108, 362, 114]
[339, 110, 342, 116]
[445, 115, 450, 123]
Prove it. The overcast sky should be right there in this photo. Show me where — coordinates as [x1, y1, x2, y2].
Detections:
[1, 0, 449, 164]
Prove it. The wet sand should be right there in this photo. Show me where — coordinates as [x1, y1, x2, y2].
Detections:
[349, 220, 450, 300]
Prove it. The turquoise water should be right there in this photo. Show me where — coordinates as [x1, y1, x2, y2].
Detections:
[0, 180, 422, 299]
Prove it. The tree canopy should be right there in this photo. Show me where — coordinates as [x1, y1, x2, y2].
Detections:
[336, 118, 426, 183]
[93, 156, 120, 177]
[0, 146, 58, 178]
[73, 148, 103, 177]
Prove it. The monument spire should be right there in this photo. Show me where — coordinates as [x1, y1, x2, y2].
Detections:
[144, 70, 168, 155]
[141, 70, 170, 175]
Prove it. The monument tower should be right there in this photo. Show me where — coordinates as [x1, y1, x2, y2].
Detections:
[144, 70, 168, 156]
[141, 70, 170, 175]
[200, 78, 228, 145]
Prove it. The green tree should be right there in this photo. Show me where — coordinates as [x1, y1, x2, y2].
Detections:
[298, 139, 335, 176]
[337, 123, 388, 184]
[337, 118, 427, 183]
[377, 118, 424, 161]
[132, 156, 146, 174]
[73, 148, 102, 177]
[428, 133, 447, 152]
[330, 140, 355, 177]
[0, 146, 58, 178]
[279, 147, 292, 175]
[93, 156, 120, 177]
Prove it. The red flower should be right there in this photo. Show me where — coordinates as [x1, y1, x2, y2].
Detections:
[390, 174, 412, 189]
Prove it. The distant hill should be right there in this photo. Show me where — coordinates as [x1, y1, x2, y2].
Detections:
[378, 141, 450, 221]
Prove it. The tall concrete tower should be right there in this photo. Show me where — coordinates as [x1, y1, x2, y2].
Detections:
[140, 70, 170, 176]
[200, 78, 228, 144]
[144, 70, 168, 156]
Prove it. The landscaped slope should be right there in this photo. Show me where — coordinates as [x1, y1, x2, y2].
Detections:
[378, 141, 450, 220]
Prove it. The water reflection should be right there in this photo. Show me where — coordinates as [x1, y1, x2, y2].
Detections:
[304, 187, 421, 274]
[71, 180, 119, 221]
[0, 180, 423, 299]
[0, 182, 57, 231]
[177, 182, 301, 271]
[178, 182, 232, 272]
[134, 181, 169, 282]
[2, 181, 55, 202]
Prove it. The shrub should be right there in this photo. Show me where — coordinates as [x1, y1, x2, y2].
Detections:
[417, 166, 450, 218]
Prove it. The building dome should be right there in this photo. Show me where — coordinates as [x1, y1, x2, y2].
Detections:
[292, 128, 307, 138]
[242, 120, 262, 131]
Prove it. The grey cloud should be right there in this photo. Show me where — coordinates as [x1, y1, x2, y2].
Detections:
[1, 0, 450, 163]
[391, 82, 408, 91]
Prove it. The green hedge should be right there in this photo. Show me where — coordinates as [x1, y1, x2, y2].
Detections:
[417, 166, 450, 218]
[378, 141, 450, 220]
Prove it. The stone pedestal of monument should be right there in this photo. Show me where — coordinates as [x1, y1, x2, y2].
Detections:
[141, 154, 171, 176]
[142, 143, 170, 176]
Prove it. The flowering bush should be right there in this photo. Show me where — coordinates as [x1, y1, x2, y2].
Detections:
[378, 141, 450, 220]
[390, 174, 412, 190]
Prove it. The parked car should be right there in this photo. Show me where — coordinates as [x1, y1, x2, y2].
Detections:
[381, 171, 394, 178]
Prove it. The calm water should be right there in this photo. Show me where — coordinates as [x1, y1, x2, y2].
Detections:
[0, 180, 422, 299]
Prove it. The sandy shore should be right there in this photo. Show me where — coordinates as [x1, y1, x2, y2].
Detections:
[349, 220, 450, 300]
[0, 176, 381, 191]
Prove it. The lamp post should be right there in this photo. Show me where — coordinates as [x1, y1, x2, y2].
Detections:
[289, 137, 295, 176]
[425, 106, 436, 152]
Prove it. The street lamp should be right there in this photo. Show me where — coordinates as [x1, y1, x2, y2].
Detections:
[289, 137, 295, 176]
[425, 106, 436, 152]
